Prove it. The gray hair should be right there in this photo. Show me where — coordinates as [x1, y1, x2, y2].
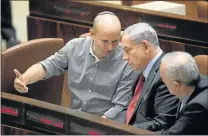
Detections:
[161, 51, 200, 86]
[123, 22, 159, 47]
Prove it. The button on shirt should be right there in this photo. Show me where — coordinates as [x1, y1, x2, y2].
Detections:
[39, 37, 138, 118]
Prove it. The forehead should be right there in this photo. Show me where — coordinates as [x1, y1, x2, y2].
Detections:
[160, 63, 165, 73]
[96, 29, 120, 40]
[121, 35, 135, 48]
[160, 63, 169, 81]
[96, 24, 120, 34]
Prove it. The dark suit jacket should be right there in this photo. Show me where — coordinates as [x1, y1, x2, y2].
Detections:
[161, 75, 208, 135]
[115, 53, 179, 131]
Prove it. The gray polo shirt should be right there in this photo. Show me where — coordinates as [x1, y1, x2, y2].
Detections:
[39, 37, 138, 119]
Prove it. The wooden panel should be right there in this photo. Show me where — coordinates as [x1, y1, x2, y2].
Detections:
[197, 1, 208, 20]
[27, 16, 207, 57]
[1, 92, 154, 135]
[159, 39, 208, 56]
[61, 72, 71, 108]
[28, 0, 207, 44]
[27, 16, 57, 39]
[27, 0, 207, 57]
[28, 16, 90, 44]
[29, 0, 139, 29]
[130, 0, 198, 19]
[1, 124, 41, 135]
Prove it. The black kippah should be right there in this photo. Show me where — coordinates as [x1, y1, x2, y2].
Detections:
[97, 11, 115, 16]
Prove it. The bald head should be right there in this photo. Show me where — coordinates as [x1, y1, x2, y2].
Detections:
[93, 11, 121, 34]
[161, 51, 200, 86]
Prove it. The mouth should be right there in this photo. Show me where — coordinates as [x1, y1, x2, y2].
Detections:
[104, 50, 111, 54]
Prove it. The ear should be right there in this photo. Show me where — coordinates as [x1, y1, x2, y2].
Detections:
[89, 28, 94, 37]
[173, 81, 181, 88]
[141, 40, 150, 54]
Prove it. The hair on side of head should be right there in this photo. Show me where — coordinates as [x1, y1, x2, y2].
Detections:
[161, 51, 200, 86]
[123, 22, 159, 47]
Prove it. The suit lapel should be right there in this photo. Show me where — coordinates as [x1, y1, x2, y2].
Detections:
[176, 102, 181, 119]
[131, 53, 164, 116]
[178, 91, 200, 116]
[177, 77, 203, 118]
[177, 91, 197, 118]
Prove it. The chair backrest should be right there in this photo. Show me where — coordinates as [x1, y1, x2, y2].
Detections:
[194, 55, 208, 76]
[1, 38, 65, 105]
[61, 72, 71, 107]
[197, 1, 208, 19]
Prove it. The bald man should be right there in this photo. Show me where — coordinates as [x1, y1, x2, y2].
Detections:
[13, 11, 138, 119]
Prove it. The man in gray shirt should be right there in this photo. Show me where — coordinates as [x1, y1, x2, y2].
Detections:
[13, 11, 138, 119]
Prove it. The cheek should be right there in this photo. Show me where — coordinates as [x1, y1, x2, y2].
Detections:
[167, 84, 177, 95]
[130, 51, 140, 64]
[140, 56, 148, 67]
[112, 43, 118, 49]
[95, 41, 104, 50]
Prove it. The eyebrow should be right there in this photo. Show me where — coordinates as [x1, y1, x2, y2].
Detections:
[113, 39, 119, 42]
[123, 46, 128, 50]
[101, 39, 120, 42]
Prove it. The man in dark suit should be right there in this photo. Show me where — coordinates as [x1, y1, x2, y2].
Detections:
[159, 51, 208, 135]
[115, 22, 179, 131]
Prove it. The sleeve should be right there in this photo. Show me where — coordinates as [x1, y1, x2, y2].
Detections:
[161, 103, 208, 135]
[104, 64, 139, 119]
[133, 78, 179, 131]
[39, 40, 75, 79]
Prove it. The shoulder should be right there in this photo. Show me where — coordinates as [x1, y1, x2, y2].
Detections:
[190, 75, 208, 109]
[152, 68, 164, 86]
[64, 37, 92, 53]
[65, 37, 91, 48]
[151, 69, 170, 96]
[197, 75, 208, 90]
[189, 89, 208, 110]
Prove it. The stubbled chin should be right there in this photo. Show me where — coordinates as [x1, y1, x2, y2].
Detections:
[132, 67, 139, 71]
[132, 65, 141, 71]
[129, 64, 136, 70]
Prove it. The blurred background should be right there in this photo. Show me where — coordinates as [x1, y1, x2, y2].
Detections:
[1, 1, 29, 52]
[1, 0, 207, 52]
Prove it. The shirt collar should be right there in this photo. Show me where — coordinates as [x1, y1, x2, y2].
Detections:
[89, 43, 100, 63]
[89, 40, 118, 62]
[143, 49, 163, 79]
[179, 87, 195, 104]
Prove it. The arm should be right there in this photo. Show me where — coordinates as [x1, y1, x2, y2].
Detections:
[14, 64, 47, 93]
[14, 40, 75, 93]
[104, 64, 139, 119]
[133, 79, 179, 131]
[161, 103, 208, 135]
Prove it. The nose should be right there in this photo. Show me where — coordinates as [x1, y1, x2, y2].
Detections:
[107, 43, 113, 51]
[123, 52, 129, 61]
